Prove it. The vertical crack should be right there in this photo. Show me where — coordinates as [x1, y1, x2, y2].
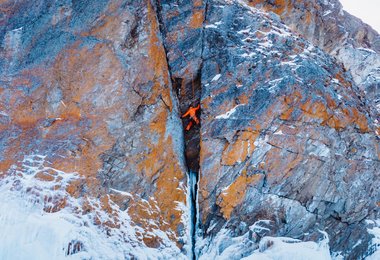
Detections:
[189, 170, 199, 260]
[152, 1, 205, 258]
[172, 71, 201, 259]
[174, 72, 202, 259]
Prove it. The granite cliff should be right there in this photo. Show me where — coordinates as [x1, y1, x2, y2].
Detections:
[0, 0, 379, 259]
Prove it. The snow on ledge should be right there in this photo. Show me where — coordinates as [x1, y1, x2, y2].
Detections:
[215, 104, 244, 119]
[211, 74, 222, 82]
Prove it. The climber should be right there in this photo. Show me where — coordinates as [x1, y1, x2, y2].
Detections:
[182, 104, 200, 131]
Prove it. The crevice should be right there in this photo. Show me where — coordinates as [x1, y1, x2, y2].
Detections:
[173, 71, 202, 260]
[152, 1, 204, 259]
[159, 94, 170, 110]
[175, 72, 202, 172]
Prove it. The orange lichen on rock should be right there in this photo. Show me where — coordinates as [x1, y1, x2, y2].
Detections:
[325, 94, 338, 109]
[222, 131, 259, 166]
[137, 108, 170, 180]
[135, 107, 186, 242]
[305, 10, 312, 24]
[44, 197, 67, 213]
[335, 72, 352, 88]
[283, 92, 370, 133]
[42, 41, 129, 178]
[126, 197, 166, 247]
[147, 1, 170, 84]
[325, 106, 369, 133]
[0, 134, 22, 173]
[11, 101, 43, 128]
[350, 107, 369, 133]
[280, 91, 302, 120]
[0, 0, 190, 252]
[217, 170, 263, 219]
[35, 171, 56, 182]
[189, 8, 205, 29]
[194, 0, 203, 7]
[52, 42, 123, 107]
[248, 0, 290, 15]
[84, 0, 133, 44]
[300, 99, 330, 122]
[80, 195, 120, 229]
[280, 107, 294, 120]
[65, 179, 84, 198]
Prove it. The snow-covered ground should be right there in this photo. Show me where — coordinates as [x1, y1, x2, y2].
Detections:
[0, 154, 184, 259]
[196, 214, 380, 260]
[196, 220, 333, 260]
[243, 236, 332, 260]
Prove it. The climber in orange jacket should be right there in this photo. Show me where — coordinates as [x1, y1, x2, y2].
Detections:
[182, 104, 200, 131]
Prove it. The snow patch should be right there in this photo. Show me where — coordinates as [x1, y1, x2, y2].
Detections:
[215, 104, 244, 119]
[366, 220, 380, 259]
[205, 24, 218, 29]
[357, 47, 377, 54]
[212, 74, 222, 82]
[238, 28, 251, 34]
[241, 52, 255, 58]
[274, 130, 284, 135]
[323, 10, 332, 16]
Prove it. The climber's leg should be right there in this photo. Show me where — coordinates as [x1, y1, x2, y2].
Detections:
[185, 121, 193, 131]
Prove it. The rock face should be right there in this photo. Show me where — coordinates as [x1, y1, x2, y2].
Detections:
[196, 1, 379, 259]
[0, 0, 379, 259]
[246, 0, 380, 111]
[157, 0, 205, 172]
[0, 0, 190, 257]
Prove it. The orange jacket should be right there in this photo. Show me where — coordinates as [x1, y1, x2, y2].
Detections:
[182, 104, 200, 124]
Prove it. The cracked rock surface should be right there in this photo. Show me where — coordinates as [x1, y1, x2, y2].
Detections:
[196, 1, 380, 259]
[0, 0, 190, 256]
[0, 0, 379, 259]
[247, 0, 380, 112]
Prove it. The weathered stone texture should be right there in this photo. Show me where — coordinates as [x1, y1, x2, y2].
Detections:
[1, 0, 379, 258]
[197, 1, 380, 258]
[0, 0, 189, 255]
[246, 0, 380, 112]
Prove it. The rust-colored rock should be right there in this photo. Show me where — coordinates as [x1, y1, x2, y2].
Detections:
[0, 0, 189, 257]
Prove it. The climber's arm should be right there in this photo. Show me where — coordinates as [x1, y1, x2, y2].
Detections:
[182, 110, 191, 118]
